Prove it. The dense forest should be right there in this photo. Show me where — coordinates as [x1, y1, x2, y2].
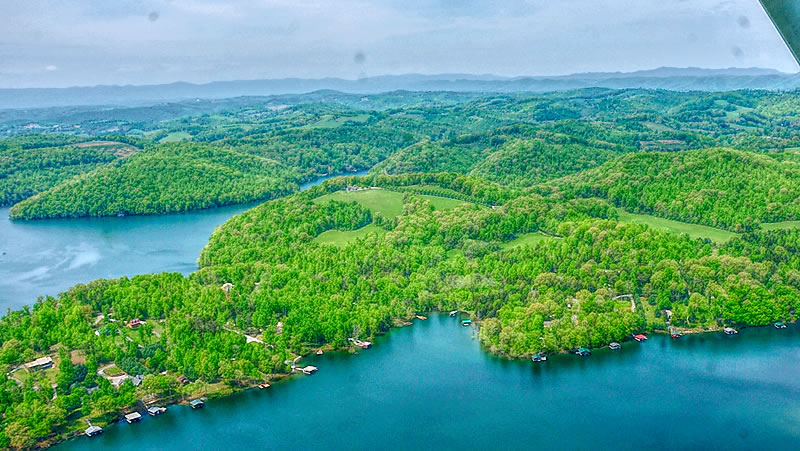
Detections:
[546, 148, 800, 231]
[1, 88, 800, 447]
[4, 88, 800, 219]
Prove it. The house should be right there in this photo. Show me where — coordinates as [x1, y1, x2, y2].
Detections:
[24, 356, 53, 371]
[125, 412, 142, 424]
[131, 375, 144, 387]
[177, 376, 190, 385]
[127, 318, 144, 329]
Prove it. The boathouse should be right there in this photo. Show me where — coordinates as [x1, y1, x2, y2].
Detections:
[147, 406, 166, 416]
[609, 342, 621, 350]
[125, 412, 142, 424]
[633, 334, 648, 342]
[85, 425, 103, 437]
[190, 399, 205, 409]
[461, 319, 472, 326]
[576, 347, 591, 356]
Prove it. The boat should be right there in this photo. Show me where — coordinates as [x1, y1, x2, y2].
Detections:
[532, 353, 547, 362]
[85, 425, 103, 437]
[576, 347, 591, 356]
[633, 334, 648, 342]
[189, 399, 205, 409]
[461, 319, 472, 326]
[415, 315, 427, 320]
[124, 412, 142, 424]
[257, 382, 271, 389]
[723, 327, 738, 335]
[775, 322, 787, 329]
[147, 406, 166, 416]
[609, 342, 621, 350]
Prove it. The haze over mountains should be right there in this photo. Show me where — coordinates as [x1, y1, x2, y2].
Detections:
[1, 67, 799, 110]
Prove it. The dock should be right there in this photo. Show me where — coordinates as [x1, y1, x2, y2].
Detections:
[348, 338, 372, 349]
[147, 406, 166, 416]
[299, 365, 318, 375]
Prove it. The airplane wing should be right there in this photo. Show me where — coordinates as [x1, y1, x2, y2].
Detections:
[759, 0, 800, 65]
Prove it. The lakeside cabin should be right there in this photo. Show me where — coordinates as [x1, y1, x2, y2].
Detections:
[633, 334, 648, 342]
[24, 356, 54, 371]
[724, 327, 738, 335]
[609, 342, 621, 350]
[147, 406, 166, 416]
[124, 412, 142, 424]
[190, 399, 205, 409]
[461, 319, 472, 326]
[576, 347, 591, 356]
[85, 425, 103, 437]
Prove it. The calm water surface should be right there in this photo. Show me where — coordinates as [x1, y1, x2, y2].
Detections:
[0, 171, 365, 311]
[59, 316, 800, 450]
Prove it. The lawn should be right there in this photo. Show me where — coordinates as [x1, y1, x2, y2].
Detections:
[617, 210, 738, 244]
[500, 232, 555, 250]
[762, 221, 800, 231]
[313, 188, 472, 220]
[159, 131, 192, 143]
[314, 224, 386, 247]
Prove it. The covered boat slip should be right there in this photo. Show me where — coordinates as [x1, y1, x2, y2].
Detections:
[759, 0, 800, 64]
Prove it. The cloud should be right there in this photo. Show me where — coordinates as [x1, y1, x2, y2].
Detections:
[45, 65, 58, 71]
[0, 0, 796, 88]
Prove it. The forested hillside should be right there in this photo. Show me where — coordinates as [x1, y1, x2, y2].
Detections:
[547, 148, 800, 232]
[4, 88, 800, 219]
[2, 170, 798, 446]
[0, 135, 136, 206]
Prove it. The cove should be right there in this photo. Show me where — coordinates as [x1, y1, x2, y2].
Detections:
[0, 171, 367, 311]
[59, 315, 800, 450]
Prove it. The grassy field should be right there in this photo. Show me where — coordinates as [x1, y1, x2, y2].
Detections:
[500, 232, 555, 250]
[313, 188, 472, 246]
[617, 210, 738, 244]
[762, 221, 800, 231]
[305, 114, 370, 129]
[314, 188, 472, 220]
[314, 224, 386, 247]
[159, 131, 192, 143]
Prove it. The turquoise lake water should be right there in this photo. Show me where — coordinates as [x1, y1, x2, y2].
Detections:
[59, 315, 800, 450]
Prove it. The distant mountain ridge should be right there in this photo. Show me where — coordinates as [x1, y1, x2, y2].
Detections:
[1, 67, 798, 109]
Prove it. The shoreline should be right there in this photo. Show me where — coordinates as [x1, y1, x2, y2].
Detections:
[47, 312, 794, 448]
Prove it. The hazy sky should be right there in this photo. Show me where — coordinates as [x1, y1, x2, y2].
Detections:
[1, 0, 798, 88]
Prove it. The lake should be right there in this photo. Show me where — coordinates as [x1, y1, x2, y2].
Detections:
[0, 171, 366, 311]
[59, 315, 800, 450]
